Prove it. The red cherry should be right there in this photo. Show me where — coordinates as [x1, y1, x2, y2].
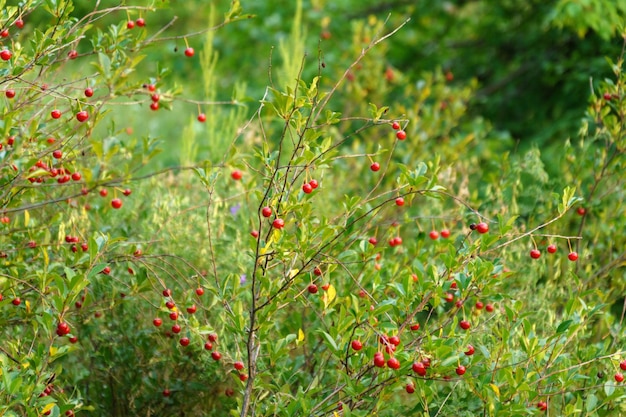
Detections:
[429, 230, 439, 240]
[147, 84, 156, 92]
[76, 111, 89, 122]
[136, 18, 145, 27]
[56, 322, 70, 336]
[231, 170, 243, 180]
[389, 335, 401, 346]
[204, 342, 213, 350]
[261, 206, 272, 217]
[351, 340, 362, 351]
[302, 183, 313, 194]
[405, 383, 415, 394]
[162, 288, 172, 297]
[211, 351, 222, 361]
[127, 20, 135, 29]
[51, 110, 62, 119]
[234, 361, 244, 370]
[208, 333, 218, 342]
[615, 372, 624, 383]
[101, 266, 111, 275]
[14, 19, 24, 29]
[395, 197, 405, 206]
[5, 89, 15, 98]
[165, 300, 175, 310]
[71, 172, 81, 181]
[111, 198, 123, 209]
[196, 287, 204, 296]
[171, 324, 181, 333]
[370, 162, 380, 171]
[179, 337, 190, 346]
[412, 361, 426, 376]
[150, 102, 159, 111]
[7, 136, 14, 146]
[162, 389, 171, 397]
[373, 352, 385, 367]
[313, 267, 322, 276]
[459, 320, 471, 330]
[537, 401, 548, 411]
[410, 323, 420, 331]
[272, 218, 285, 229]
[475, 301, 484, 310]
[476, 222, 489, 234]
[52, 150, 63, 159]
[396, 130, 407, 140]
[368, 237, 378, 245]
[485, 303, 495, 312]
[186, 304, 197, 314]
[455, 365, 466, 375]
[440, 229, 450, 238]
[321, 283, 330, 291]
[391, 121, 400, 130]
[568, 251, 578, 261]
[620, 360, 626, 371]
[308, 284, 318, 294]
[68, 50, 78, 59]
[0, 49, 12, 61]
[530, 249, 541, 259]
[309, 179, 319, 189]
[0, 29, 8, 37]
[12, 297, 21, 306]
[576, 207, 586, 216]
[547, 244, 557, 254]
[151, 94, 160, 102]
[239, 373, 248, 382]
[250, 230, 259, 238]
[387, 357, 400, 369]
[153, 318, 162, 327]
[197, 113, 206, 122]
[464, 344, 475, 356]
[444, 293, 454, 303]
[603, 92, 612, 101]
[184, 47, 195, 57]
[169, 311, 178, 321]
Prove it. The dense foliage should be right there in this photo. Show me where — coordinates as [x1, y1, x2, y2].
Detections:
[0, 1, 625, 416]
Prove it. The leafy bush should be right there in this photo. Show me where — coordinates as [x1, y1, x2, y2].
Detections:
[0, 1, 625, 417]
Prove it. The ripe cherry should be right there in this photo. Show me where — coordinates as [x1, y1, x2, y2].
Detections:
[52, 150, 63, 159]
[171, 324, 181, 333]
[547, 244, 557, 254]
[234, 361, 245, 371]
[410, 323, 420, 331]
[485, 304, 495, 312]
[412, 361, 426, 376]
[198, 113, 206, 122]
[111, 198, 123, 209]
[0, 29, 8, 37]
[530, 249, 541, 259]
[429, 230, 439, 240]
[368, 237, 377, 245]
[475, 301, 484, 310]
[405, 383, 415, 394]
[321, 283, 330, 291]
[302, 183, 313, 194]
[351, 340, 363, 351]
[391, 121, 400, 130]
[615, 372, 624, 383]
[387, 357, 400, 369]
[5, 89, 15, 98]
[184, 47, 195, 57]
[51, 110, 62, 119]
[389, 335, 401, 346]
[12, 297, 21, 306]
[196, 287, 204, 296]
[537, 401, 548, 411]
[370, 162, 380, 172]
[153, 318, 162, 327]
[162, 288, 172, 297]
[308, 284, 318, 294]
[56, 322, 71, 336]
[396, 130, 407, 140]
[576, 207, 586, 216]
[204, 342, 213, 350]
[373, 352, 385, 368]
[272, 218, 285, 229]
[136, 18, 145, 27]
[179, 337, 190, 346]
[459, 320, 471, 330]
[444, 293, 454, 303]
[455, 365, 466, 375]
[162, 389, 171, 397]
[186, 304, 197, 314]
[127, 20, 135, 29]
[0, 49, 12, 61]
[464, 345, 475, 356]
[250, 230, 259, 238]
[395, 197, 405, 206]
[166, 300, 175, 310]
[313, 267, 322, 276]
[261, 206, 272, 217]
[620, 360, 626, 371]
[309, 179, 319, 189]
[208, 333, 218, 342]
[211, 351, 222, 361]
[568, 251, 578, 261]
[231, 170, 243, 180]
[101, 266, 111, 275]
[169, 311, 178, 321]
[76, 111, 89, 122]
[14, 19, 24, 29]
[68, 50, 78, 59]
[603, 92, 612, 101]
[440, 229, 450, 238]
[476, 222, 489, 234]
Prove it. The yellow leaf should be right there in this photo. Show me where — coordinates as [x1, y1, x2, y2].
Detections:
[490, 383, 500, 398]
[289, 269, 299, 279]
[25, 300, 31, 314]
[50, 346, 58, 356]
[298, 328, 305, 342]
[24, 210, 30, 227]
[41, 403, 55, 414]
[323, 284, 336, 309]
